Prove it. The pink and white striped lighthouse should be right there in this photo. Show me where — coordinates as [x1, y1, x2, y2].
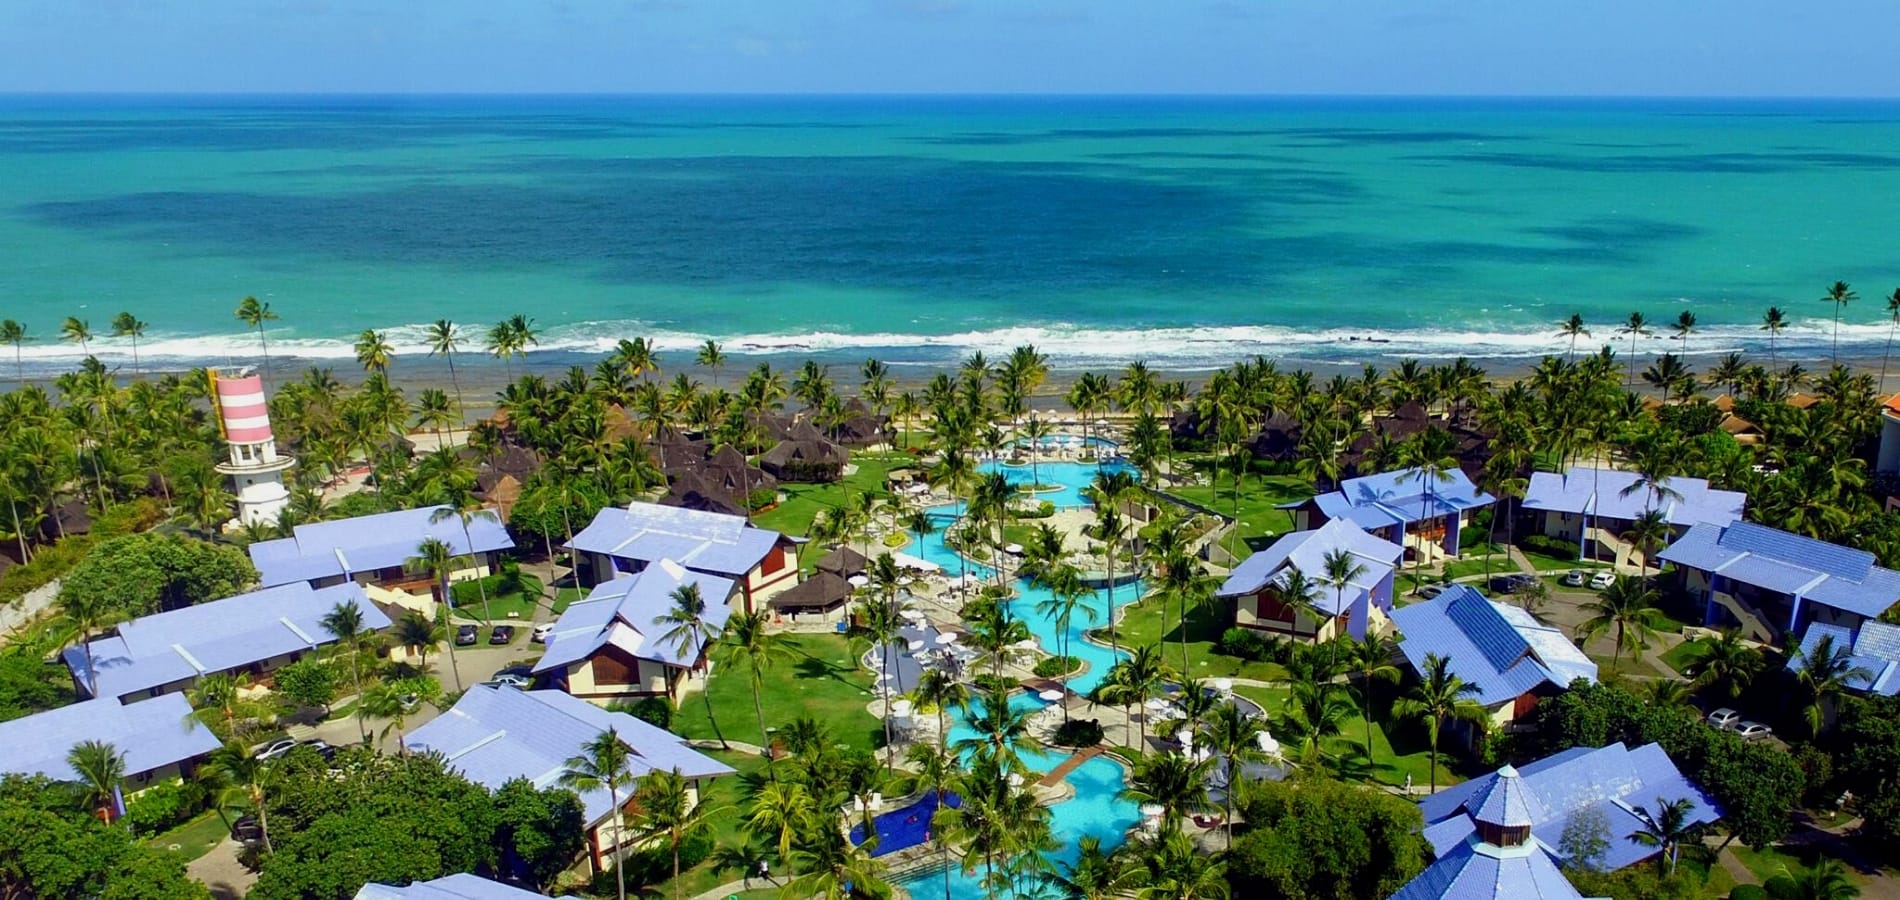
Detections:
[212, 369, 294, 526]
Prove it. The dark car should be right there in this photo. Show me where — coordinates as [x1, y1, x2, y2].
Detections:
[231, 814, 263, 845]
[456, 623, 479, 646]
[301, 739, 336, 762]
[1488, 574, 1535, 594]
[489, 625, 515, 645]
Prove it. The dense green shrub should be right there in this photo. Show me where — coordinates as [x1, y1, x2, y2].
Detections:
[1217, 627, 1270, 661]
[1761, 875, 1800, 900]
[747, 488, 778, 511]
[123, 779, 210, 837]
[0, 534, 94, 605]
[1728, 886, 1769, 900]
[614, 696, 672, 730]
[1520, 534, 1581, 560]
[591, 828, 716, 894]
[1032, 655, 1080, 678]
[1051, 718, 1104, 747]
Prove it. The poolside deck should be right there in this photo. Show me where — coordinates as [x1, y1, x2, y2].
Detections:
[1038, 745, 1102, 787]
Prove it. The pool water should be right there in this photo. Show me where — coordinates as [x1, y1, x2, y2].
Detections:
[982, 456, 1136, 510]
[893, 459, 1143, 898]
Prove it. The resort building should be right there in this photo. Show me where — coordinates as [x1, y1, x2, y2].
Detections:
[1876, 393, 1900, 476]
[1521, 466, 1746, 566]
[532, 560, 736, 700]
[63, 582, 392, 703]
[356, 873, 568, 899]
[1389, 586, 1596, 732]
[1388, 764, 1593, 900]
[1658, 521, 1900, 646]
[1216, 518, 1403, 642]
[1786, 621, 1900, 696]
[566, 500, 799, 610]
[405, 685, 734, 872]
[0, 694, 222, 798]
[1415, 742, 1719, 874]
[248, 505, 515, 604]
[1284, 466, 1494, 567]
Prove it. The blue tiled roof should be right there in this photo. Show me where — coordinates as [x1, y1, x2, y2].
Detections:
[1390, 586, 1597, 707]
[1308, 466, 1495, 530]
[1469, 765, 1548, 828]
[566, 501, 784, 578]
[0, 694, 222, 781]
[250, 506, 515, 587]
[532, 561, 736, 674]
[1215, 518, 1402, 615]
[1388, 835, 1589, 900]
[404, 687, 734, 828]
[1787, 622, 1900, 696]
[355, 873, 570, 899]
[63, 583, 392, 701]
[1418, 742, 1721, 874]
[1522, 467, 1745, 528]
[1658, 522, 1900, 619]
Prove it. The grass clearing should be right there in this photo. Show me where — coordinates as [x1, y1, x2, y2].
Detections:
[143, 810, 231, 863]
[671, 633, 884, 754]
[1108, 593, 1290, 682]
[1157, 468, 1311, 546]
[755, 454, 913, 560]
[449, 571, 548, 623]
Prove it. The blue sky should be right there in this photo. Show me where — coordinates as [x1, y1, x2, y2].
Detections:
[4, 0, 1896, 96]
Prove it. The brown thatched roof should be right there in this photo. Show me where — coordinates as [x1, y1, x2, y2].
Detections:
[760, 439, 848, 469]
[660, 471, 747, 518]
[769, 571, 851, 611]
[815, 545, 869, 578]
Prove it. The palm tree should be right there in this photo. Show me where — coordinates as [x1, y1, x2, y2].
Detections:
[428, 501, 500, 623]
[1348, 632, 1402, 756]
[1033, 565, 1095, 720]
[1882, 288, 1900, 393]
[0, 318, 24, 383]
[1673, 310, 1697, 355]
[202, 742, 275, 851]
[1617, 312, 1652, 388]
[747, 779, 815, 877]
[1824, 281, 1858, 365]
[636, 767, 725, 900]
[1628, 796, 1699, 875]
[234, 296, 278, 385]
[1400, 428, 1459, 586]
[1792, 633, 1872, 737]
[1779, 858, 1861, 900]
[910, 667, 970, 754]
[697, 339, 726, 388]
[1198, 702, 1264, 848]
[1044, 835, 1119, 900]
[1689, 629, 1763, 701]
[1762, 306, 1788, 369]
[658, 582, 727, 747]
[393, 610, 444, 676]
[561, 728, 639, 900]
[66, 740, 126, 823]
[784, 829, 891, 900]
[712, 610, 789, 756]
[60, 316, 93, 358]
[1395, 652, 1486, 792]
[1123, 751, 1212, 831]
[320, 599, 372, 742]
[1580, 576, 1664, 674]
[1557, 313, 1590, 361]
[424, 319, 467, 429]
[354, 328, 394, 374]
[1320, 548, 1367, 665]
[59, 587, 120, 698]
[1618, 508, 1672, 582]
[1118, 830, 1227, 900]
[409, 536, 467, 691]
[1100, 643, 1173, 748]
[110, 312, 148, 376]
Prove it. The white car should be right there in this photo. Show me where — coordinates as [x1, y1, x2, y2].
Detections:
[488, 672, 532, 689]
[1588, 571, 1616, 590]
[1734, 721, 1774, 741]
[1706, 708, 1741, 730]
[532, 622, 555, 644]
[252, 738, 297, 761]
[1560, 570, 1586, 587]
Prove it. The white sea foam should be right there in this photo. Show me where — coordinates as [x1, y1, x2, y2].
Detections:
[6, 315, 1884, 373]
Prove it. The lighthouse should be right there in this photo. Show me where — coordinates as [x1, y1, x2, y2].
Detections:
[211, 368, 294, 527]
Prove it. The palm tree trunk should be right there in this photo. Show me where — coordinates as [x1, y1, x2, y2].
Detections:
[610, 784, 627, 900]
[256, 790, 274, 854]
[671, 836, 682, 900]
[752, 674, 770, 759]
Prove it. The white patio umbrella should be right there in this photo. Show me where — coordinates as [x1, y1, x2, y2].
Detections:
[907, 639, 925, 651]
[935, 633, 960, 645]
[1038, 689, 1064, 702]
[848, 575, 870, 587]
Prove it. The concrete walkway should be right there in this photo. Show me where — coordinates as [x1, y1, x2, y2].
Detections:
[185, 836, 256, 900]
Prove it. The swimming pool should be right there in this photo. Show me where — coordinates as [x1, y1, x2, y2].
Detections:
[981, 456, 1136, 510]
[889, 459, 1143, 898]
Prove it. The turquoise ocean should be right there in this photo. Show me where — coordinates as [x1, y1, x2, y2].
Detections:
[4, 94, 1900, 377]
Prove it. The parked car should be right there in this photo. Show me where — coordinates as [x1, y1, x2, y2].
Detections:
[1416, 583, 1450, 600]
[230, 814, 263, 845]
[252, 738, 297, 761]
[1734, 721, 1774, 741]
[1560, 570, 1586, 587]
[532, 622, 555, 643]
[1588, 571, 1616, 590]
[456, 623, 479, 646]
[488, 672, 532, 689]
[300, 739, 336, 762]
[1488, 574, 1535, 594]
[1707, 708, 1742, 730]
[489, 625, 515, 645]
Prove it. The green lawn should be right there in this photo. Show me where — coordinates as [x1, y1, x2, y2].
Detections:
[1729, 843, 1868, 887]
[143, 810, 231, 863]
[1158, 470, 1311, 546]
[552, 587, 584, 614]
[450, 572, 549, 623]
[672, 633, 884, 754]
[1108, 593, 1290, 682]
[1588, 652, 1666, 679]
[1229, 684, 1462, 788]
[754, 453, 913, 560]
[1661, 639, 1706, 677]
